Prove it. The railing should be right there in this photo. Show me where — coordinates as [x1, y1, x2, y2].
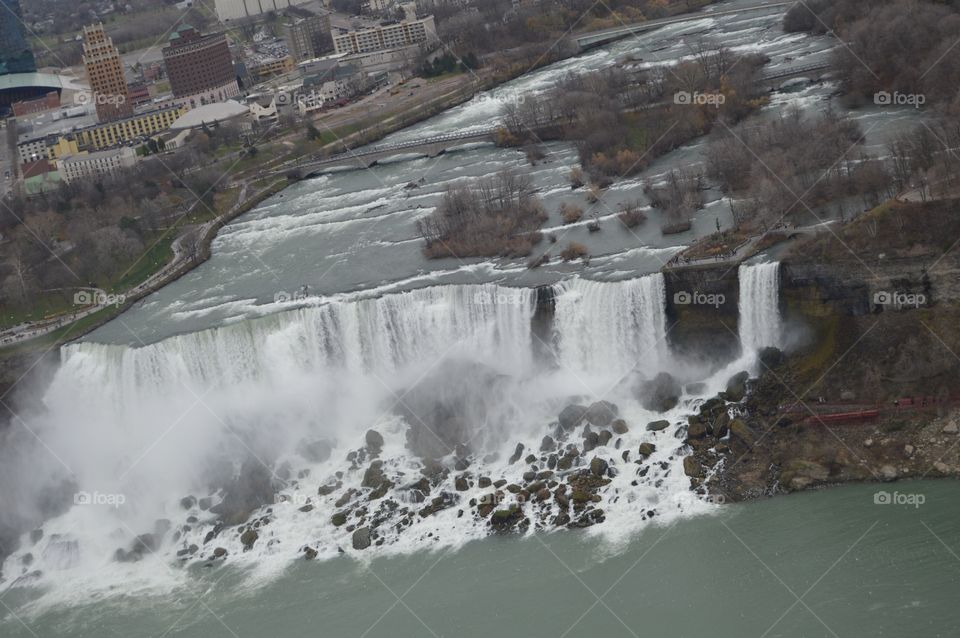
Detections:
[306, 128, 499, 167]
[758, 62, 830, 82]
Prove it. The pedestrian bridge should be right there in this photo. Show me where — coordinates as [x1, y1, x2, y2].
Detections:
[574, 1, 795, 50]
[298, 129, 499, 176]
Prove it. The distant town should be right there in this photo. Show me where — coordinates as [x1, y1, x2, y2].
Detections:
[1, 0, 442, 197]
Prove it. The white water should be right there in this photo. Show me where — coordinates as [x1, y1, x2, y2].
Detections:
[2, 275, 737, 605]
[738, 262, 782, 353]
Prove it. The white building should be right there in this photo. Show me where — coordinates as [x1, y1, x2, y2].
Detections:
[59, 147, 138, 183]
[213, 0, 312, 22]
[332, 15, 436, 55]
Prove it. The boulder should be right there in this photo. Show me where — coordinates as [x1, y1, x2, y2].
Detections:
[240, 529, 258, 550]
[686, 422, 707, 439]
[540, 435, 556, 452]
[685, 382, 707, 395]
[180, 496, 197, 510]
[365, 430, 384, 452]
[209, 458, 277, 525]
[585, 401, 618, 427]
[611, 419, 629, 435]
[589, 457, 608, 477]
[780, 459, 829, 490]
[879, 465, 898, 482]
[943, 423, 959, 435]
[757, 347, 784, 369]
[638, 373, 681, 412]
[637, 442, 656, 457]
[362, 461, 386, 489]
[582, 431, 599, 452]
[646, 420, 670, 432]
[683, 456, 702, 478]
[559, 404, 588, 431]
[597, 430, 613, 447]
[725, 371, 749, 402]
[455, 476, 469, 491]
[331, 512, 348, 526]
[213, 547, 228, 559]
[352, 527, 371, 550]
[303, 547, 318, 560]
[508, 443, 524, 465]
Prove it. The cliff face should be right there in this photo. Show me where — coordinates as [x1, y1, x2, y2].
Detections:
[662, 265, 742, 363]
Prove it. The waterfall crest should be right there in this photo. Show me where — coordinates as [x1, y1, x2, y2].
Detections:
[738, 262, 782, 353]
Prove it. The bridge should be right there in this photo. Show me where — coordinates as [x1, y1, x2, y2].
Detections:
[574, 1, 795, 51]
[292, 129, 499, 176]
[756, 62, 830, 85]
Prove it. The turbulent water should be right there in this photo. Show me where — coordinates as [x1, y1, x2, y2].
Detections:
[0, 0, 937, 630]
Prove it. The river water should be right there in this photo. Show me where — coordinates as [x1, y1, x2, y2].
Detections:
[0, 2, 945, 635]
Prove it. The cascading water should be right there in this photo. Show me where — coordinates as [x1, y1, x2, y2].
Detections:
[2, 274, 722, 602]
[737, 262, 783, 354]
[552, 274, 668, 381]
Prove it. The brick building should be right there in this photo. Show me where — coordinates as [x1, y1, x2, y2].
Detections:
[82, 24, 133, 122]
[162, 26, 239, 109]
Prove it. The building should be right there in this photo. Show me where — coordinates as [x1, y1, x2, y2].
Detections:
[248, 55, 295, 81]
[297, 61, 364, 115]
[213, 0, 312, 22]
[75, 105, 186, 150]
[12, 91, 60, 117]
[332, 16, 436, 55]
[82, 24, 133, 123]
[282, 7, 333, 62]
[59, 147, 138, 183]
[162, 26, 240, 109]
[169, 100, 249, 131]
[0, 0, 36, 76]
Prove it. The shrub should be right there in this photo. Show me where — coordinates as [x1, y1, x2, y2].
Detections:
[569, 166, 584, 189]
[560, 242, 588, 261]
[560, 203, 584, 224]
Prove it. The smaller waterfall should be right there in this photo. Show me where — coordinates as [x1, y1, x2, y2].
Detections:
[552, 274, 668, 378]
[738, 261, 782, 352]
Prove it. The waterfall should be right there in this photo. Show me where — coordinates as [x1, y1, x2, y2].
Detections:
[552, 274, 668, 378]
[738, 262, 782, 352]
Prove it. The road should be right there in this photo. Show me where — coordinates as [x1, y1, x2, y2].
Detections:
[0, 119, 14, 199]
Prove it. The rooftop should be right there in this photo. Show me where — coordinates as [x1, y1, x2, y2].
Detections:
[170, 100, 248, 130]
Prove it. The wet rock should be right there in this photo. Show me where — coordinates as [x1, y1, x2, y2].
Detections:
[29, 529, 43, 544]
[213, 547, 228, 559]
[455, 476, 470, 491]
[686, 423, 708, 439]
[240, 529, 258, 551]
[522, 471, 537, 482]
[725, 371, 749, 402]
[729, 419, 755, 447]
[493, 479, 507, 488]
[368, 480, 393, 500]
[685, 382, 707, 395]
[611, 419, 629, 435]
[589, 457, 608, 477]
[362, 461, 386, 489]
[559, 404, 588, 431]
[198, 497, 214, 511]
[646, 420, 670, 432]
[547, 454, 558, 470]
[582, 431, 599, 453]
[331, 512, 348, 527]
[489, 504, 525, 532]
[585, 401, 618, 427]
[757, 347, 784, 370]
[540, 435, 556, 452]
[454, 457, 471, 471]
[477, 476, 492, 488]
[210, 459, 277, 525]
[352, 527, 371, 550]
[299, 504, 314, 512]
[683, 456, 703, 478]
[335, 489, 356, 508]
[303, 547, 318, 560]
[638, 373, 681, 412]
[419, 492, 458, 517]
[637, 442, 656, 457]
[300, 439, 334, 463]
[508, 443, 524, 465]
[597, 430, 612, 447]
[180, 496, 197, 510]
[318, 481, 341, 496]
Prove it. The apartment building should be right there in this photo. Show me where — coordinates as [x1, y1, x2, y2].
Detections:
[332, 15, 436, 55]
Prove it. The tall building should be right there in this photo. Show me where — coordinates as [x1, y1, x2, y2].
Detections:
[282, 7, 333, 62]
[162, 25, 239, 109]
[213, 0, 311, 22]
[332, 16, 436, 55]
[82, 24, 133, 122]
[0, 0, 37, 75]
